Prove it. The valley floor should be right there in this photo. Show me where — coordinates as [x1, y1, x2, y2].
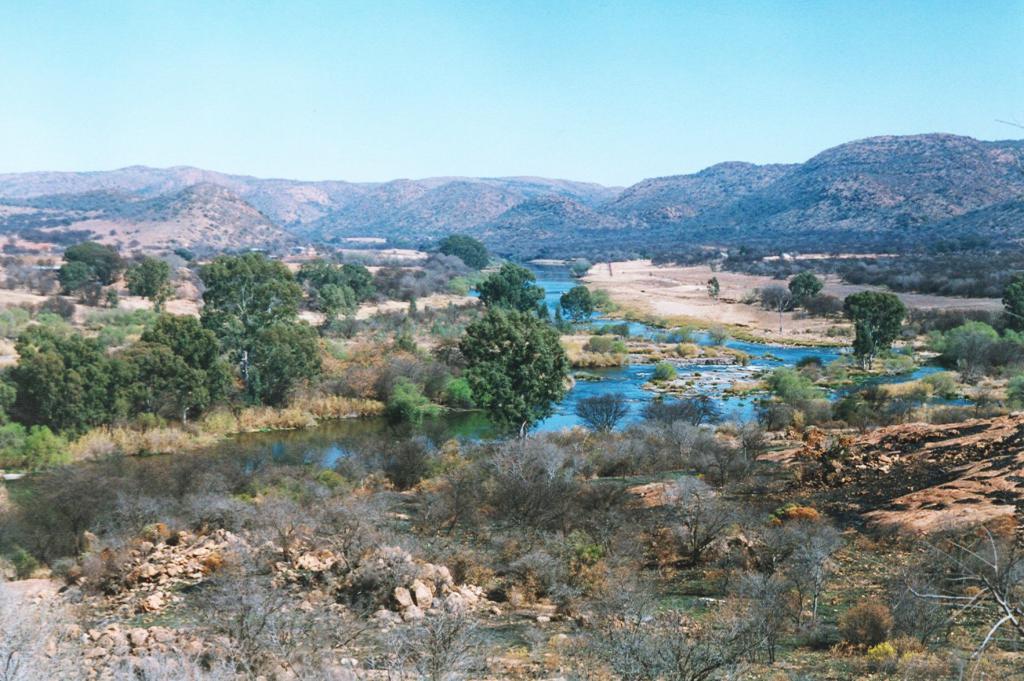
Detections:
[584, 260, 1002, 345]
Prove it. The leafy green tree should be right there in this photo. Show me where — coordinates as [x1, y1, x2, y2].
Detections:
[569, 258, 592, 278]
[560, 285, 594, 323]
[9, 326, 114, 433]
[141, 314, 232, 405]
[298, 259, 373, 306]
[843, 291, 906, 369]
[63, 241, 124, 285]
[125, 257, 173, 311]
[341, 263, 375, 301]
[1002, 275, 1024, 331]
[652, 362, 677, 381]
[0, 423, 68, 471]
[386, 378, 442, 424]
[789, 272, 824, 305]
[477, 263, 544, 313]
[438, 234, 489, 270]
[707, 277, 720, 300]
[200, 253, 305, 395]
[246, 322, 321, 406]
[317, 283, 357, 321]
[58, 260, 96, 295]
[460, 308, 569, 431]
[116, 342, 210, 422]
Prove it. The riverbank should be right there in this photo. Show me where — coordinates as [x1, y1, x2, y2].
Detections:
[583, 259, 1000, 348]
[68, 397, 385, 460]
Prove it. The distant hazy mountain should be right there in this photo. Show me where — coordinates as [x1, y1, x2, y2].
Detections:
[0, 133, 1021, 256]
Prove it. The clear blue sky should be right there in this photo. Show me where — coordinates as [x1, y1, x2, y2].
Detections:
[2, 1, 1022, 185]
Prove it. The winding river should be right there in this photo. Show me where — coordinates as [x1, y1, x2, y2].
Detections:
[220, 266, 879, 467]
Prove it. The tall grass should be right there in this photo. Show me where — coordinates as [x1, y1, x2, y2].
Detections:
[69, 398, 385, 458]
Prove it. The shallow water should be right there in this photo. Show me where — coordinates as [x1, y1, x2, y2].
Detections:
[214, 262, 958, 464]
[214, 266, 944, 464]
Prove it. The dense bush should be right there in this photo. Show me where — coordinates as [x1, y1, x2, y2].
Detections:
[839, 601, 893, 647]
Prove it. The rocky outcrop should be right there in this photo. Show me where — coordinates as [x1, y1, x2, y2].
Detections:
[72, 528, 241, 617]
[281, 544, 490, 624]
[792, 416, 1024, 533]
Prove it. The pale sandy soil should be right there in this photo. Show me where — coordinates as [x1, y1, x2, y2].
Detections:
[585, 260, 1001, 344]
[354, 293, 477, 320]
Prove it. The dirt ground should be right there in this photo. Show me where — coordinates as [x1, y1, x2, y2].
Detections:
[585, 260, 1001, 344]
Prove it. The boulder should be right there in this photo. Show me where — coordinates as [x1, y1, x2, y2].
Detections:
[443, 593, 465, 613]
[401, 605, 424, 621]
[128, 628, 149, 649]
[393, 586, 414, 609]
[410, 579, 433, 609]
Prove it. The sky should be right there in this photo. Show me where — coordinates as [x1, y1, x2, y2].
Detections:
[1, 1, 1022, 186]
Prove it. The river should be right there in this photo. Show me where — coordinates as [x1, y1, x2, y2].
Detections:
[220, 266, 903, 468]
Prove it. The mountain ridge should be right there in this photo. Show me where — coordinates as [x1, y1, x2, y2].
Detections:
[1, 133, 1022, 256]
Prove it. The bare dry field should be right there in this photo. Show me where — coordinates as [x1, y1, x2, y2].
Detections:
[585, 260, 1001, 344]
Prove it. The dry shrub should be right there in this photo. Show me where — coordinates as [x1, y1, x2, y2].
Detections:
[235, 407, 316, 432]
[70, 426, 218, 458]
[898, 652, 957, 681]
[199, 409, 239, 435]
[839, 600, 893, 647]
[202, 551, 225, 573]
[771, 503, 821, 524]
[298, 395, 384, 419]
[447, 551, 496, 590]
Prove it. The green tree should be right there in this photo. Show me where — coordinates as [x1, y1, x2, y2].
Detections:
[0, 423, 68, 471]
[58, 260, 96, 295]
[843, 291, 906, 369]
[63, 241, 124, 285]
[707, 277, 720, 300]
[125, 256, 173, 311]
[200, 253, 305, 396]
[141, 313, 232, 405]
[9, 326, 114, 433]
[560, 285, 594, 323]
[317, 283, 357, 321]
[116, 342, 210, 422]
[1002, 274, 1024, 331]
[246, 322, 322, 406]
[460, 308, 569, 432]
[477, 263, 544, 313]
[340, 263, 375, 301]
[19, 426, 67, 470]
[789, 272, 824, 306]
[438, 234, 489, 269]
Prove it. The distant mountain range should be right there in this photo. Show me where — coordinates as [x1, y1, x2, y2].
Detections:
[1, 133, 1022, 257]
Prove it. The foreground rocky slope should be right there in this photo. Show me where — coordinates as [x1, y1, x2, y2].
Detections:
[790, 414, 1024, 533]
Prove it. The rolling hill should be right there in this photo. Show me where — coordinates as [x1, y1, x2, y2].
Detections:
[0, 133, 1021, 257]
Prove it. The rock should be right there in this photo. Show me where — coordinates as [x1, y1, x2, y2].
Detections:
[84, 646, 107, 659]
[138, 541, 154, 555]
[457, 585, 479, 605]
[401, 605, 424, 621]
[373, 608, 402, 625]
[295, 552, 332, 572]
[139, 593, 166, 612]
[149, 627, 175, 644]
[410, 579, 433, 609]
[435, 565, 453, 586]
[128, 628, 149, 649]
[443, 593, 465, 613]
[393, 586, 414, 609]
